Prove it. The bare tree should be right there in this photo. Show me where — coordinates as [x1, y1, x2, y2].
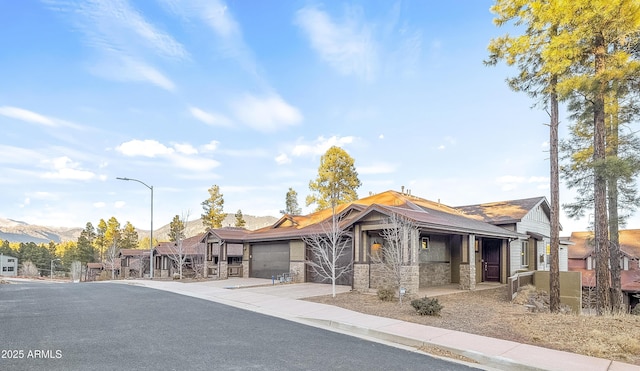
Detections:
[303, 211, 352, 298]
[190, 242, 206, 279]
[104, 241, 120, 280]
[166, 212, 190, 279]
[370, 213, 416, 305]
[70, 261, 82, 283]
[20, 261, 39, 277]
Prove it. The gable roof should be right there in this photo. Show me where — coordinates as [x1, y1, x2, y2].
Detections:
[118, 249, 150, 257]
[154, 232, 206, 255]
[456, 196, 549, 225]
[568, 230, 640, 259]
[209, 227, 249, 241]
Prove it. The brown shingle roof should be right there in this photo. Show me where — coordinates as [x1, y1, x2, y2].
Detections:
[154, 232, 206, 255]
[456, 196, 548, 224]
[568, 230, 640, 259]
[119, 249, 150, 257]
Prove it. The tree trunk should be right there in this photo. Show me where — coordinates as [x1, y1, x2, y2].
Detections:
[549, 76, 561, 313]
[607, 91, 624, 313]
[593, 34, 611, 315]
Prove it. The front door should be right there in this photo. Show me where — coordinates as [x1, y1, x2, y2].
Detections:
[482, 239, 501, 282]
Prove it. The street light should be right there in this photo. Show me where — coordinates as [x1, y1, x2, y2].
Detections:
[117, 177, 154, 279]
[50, 258, 60, 280]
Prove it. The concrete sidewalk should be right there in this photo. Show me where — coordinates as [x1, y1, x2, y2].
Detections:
[114, 279, 639, 371]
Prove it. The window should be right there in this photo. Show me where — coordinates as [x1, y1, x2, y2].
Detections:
[7, 267, 13, 272]
[421, 237, 429, 250]
[521, 241, 529, 267]
[207, 243, 214, 261]
[7, 259, 14, 262]
[227, 256, 242, 265]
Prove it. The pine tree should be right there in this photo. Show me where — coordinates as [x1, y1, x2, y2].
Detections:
[306, 146, 361, 211]
[168, 215, 186, 242]
[283, 187, 302, 215]
[234, 209, 246, 228]
[201, 185, 225, 230]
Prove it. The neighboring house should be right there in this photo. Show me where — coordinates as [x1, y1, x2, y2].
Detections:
[154, 233, 208, 278]
[205, 227, 248, 279]
[456, 197, 570, 276]
[0, 254, 18, 277]
[207, 190, 547, 295]
[118, 249, 150, 279]
[86, 262, 104, 281]
[567, 230, 640, 310]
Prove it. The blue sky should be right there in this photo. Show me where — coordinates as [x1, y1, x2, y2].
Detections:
[0, 0, 612, 234]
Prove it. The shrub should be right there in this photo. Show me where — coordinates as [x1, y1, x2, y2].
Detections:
[631, 305, 640, 316]
[411, 296, 443, 316]
[377, 287, 395, 302]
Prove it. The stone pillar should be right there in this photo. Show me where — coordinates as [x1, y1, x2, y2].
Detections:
[401, 265, 420, 296]
[242, 260, 249, 278]
[289, 261, 305, 283]
[219, 260, 228, 279]
[353, 263, 370, 292]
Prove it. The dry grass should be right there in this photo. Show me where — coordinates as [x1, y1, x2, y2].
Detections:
[305, 286, 640, 365]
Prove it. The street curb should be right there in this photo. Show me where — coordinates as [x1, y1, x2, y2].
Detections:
[299, 317, 543, 371]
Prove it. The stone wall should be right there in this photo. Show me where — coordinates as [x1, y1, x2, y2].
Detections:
[353, 263, 370, 292]
[219, 261, 228, 279]
[369, 264, 419, 296]
[242, 260, 249, 278]
[419, 262, 451, 287]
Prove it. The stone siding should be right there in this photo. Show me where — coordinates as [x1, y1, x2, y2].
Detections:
[289, 261, 305, 283]
[369, 264, 419, 296]
[419, 262, 451, 287]
[353, 263, 370, 292]
[458, 264, 476, 290]
[219, 261, 228, 279]
[242, 260, 249, 278]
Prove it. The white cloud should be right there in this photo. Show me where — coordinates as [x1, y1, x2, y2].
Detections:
[295, 5, 376, 81]
[496, 175, 526, 184]
[116, 139, 175, 157]
[47, 0, 185, 90]
[41, 156, 96, 180]
[94, 202, 106, 208]
[231, 94, 302, 132]
[23, 197, 30, 206]
[168, 154, 220, 172]
[174, 143, 198, 155]
[358, 162, 396, 175]
[379, 134, 384, 140]
[91, 57, 175, 91]
[0, 106, 84, 129]
[189, 106, 232, 127]
[438, 145, 446, 150]
[291, 135, 355, 157]
[528, 176, 549, 183]
[114, 201, 126, 208]
[201, 140, 220, 153]
[275, 153, 291, 165]
[0, 106, 56, 126]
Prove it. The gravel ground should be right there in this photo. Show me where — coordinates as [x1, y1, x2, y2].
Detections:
[305, 286, 640, 365]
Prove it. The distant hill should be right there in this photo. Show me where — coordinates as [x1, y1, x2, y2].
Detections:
[0, 218, 83, 244]
[0, 215, 278, 244]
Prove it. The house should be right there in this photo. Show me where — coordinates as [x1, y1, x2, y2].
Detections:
[205, 227, 248, 279]
[456, 196, 570, 276]
[208, 190, 556, 295]
[153, 233, 208, 278]
[86, 262, 103, 281]
[567, 230, 640, 310]
[118, 249, 150, 278]
[0, 254, 18, 277]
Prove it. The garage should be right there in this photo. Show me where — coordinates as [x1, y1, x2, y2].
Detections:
[250, 243, 290, 279]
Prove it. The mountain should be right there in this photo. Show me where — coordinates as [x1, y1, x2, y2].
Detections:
[0, 218, 83, 244]
[0, 215, 279, 244]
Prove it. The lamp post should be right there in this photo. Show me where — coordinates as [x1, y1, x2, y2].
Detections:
[117, 177, 154, 279]
[50, 258, 60, 280]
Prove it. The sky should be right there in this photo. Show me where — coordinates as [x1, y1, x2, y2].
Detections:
[0, 0, 627, 235]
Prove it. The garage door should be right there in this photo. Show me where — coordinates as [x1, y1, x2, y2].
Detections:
[250, 243, 290, 279]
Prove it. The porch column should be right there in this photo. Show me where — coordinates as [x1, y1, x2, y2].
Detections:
[459, 234, 477, 290]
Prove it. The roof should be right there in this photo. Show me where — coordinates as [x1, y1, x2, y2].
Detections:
[209, 227, 249, 241]
[154, 232, 206, 255]
[568, 230, 640, 259]
[575, 269, 640, 292]
[344, 204, 522, 239]
[119, 249, 150, 257]
[456, 196, 549, 224]
[87, 262, 103, 269]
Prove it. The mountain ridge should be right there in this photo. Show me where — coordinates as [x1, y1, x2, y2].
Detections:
[0, 214, 279, 244]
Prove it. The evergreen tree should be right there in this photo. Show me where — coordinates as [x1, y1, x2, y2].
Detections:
[283, 187, 302, 215]
[120, 221, 139, 250]
[234, 209, 246, 228]
[168, 215, 186, 242]
[306, 146, 361, 211]
[201, 185, 225, 230]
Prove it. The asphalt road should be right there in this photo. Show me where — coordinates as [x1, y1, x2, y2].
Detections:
[0, 281, 477, 370]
